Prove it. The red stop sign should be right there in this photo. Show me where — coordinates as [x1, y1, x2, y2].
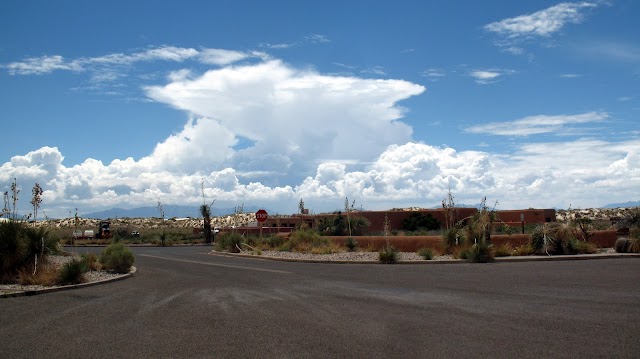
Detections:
[255, 209, 268, 222]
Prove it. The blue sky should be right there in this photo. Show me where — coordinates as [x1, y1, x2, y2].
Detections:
[1, 0, 639, 218]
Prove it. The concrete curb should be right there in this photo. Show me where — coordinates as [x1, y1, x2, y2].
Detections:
[0, 266, 137, 299]
[210, 251, 640, 264]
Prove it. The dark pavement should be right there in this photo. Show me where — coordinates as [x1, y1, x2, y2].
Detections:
[1, 246, 639, 358]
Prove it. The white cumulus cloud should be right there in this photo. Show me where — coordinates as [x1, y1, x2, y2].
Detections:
[145, 59, 425, 181]
[466, 111, 609, 136]
[485, 2, 599, 38]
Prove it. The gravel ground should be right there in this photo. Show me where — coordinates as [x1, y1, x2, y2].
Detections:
[0, 255, 125, 292]
[218, 247, 618, 261]
[220, 250, 455, 261]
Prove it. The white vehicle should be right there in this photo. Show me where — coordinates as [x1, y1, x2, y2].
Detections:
[83, 230, 95, 239]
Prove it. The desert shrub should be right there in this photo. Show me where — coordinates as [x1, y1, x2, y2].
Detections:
[496, 224, 517, 235]
[572, 240, 598, 254]
[467, 242, 495, 263]
[494, 243, 512, 257]
[18, 264, 57, 286]
[417, 247, 434, 260]
[285, 228, 329, 252]
[264, 235, 286, 248]
[81, 252, 101, 271]
[442, 227, 461, 255]
[379, 245, 399, 264]
[57, 259, 88, 285]
[215, 233, 244, 253]
[618, 208, 640, 228]
[615, 238, 630, 253]
[0, 221, 60, 282]
[532, 223, 577, 255]
[345, 237, 358, 252]
[100, 242, 135, 274]
[627, 229, 640, 253]
[311, 243, 340, 255]
[513, 244, 535, 256]
[454, 247, 469, 260]
[629, 239, 640, 253]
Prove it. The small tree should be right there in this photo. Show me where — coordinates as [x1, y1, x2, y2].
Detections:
[200, 181, 216, 244]
[299, 198, 305, 215]
[11, 178, 20, 220]
[383, 213, 391, 237]
[30, 183, 43, 224]
[442, 187, 458, 230]
[573, 212, 594, 241]
[2, 191, 9, 218]
[344, 197, 355, 237]
[157, 201, 166, 246]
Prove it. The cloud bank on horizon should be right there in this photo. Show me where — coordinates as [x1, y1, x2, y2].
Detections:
[1, 1, 639, 217]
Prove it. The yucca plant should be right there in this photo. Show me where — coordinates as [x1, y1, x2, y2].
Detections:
[467, 241, 495, 263]
[442, 227, 461, 254]
[0, 221, 27, 281]
[345, 237, 358, 252]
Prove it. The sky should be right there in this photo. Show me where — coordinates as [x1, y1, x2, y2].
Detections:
[1, 0, 639, 218]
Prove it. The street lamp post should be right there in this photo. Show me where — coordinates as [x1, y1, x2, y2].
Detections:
[520, 213, 525, 234]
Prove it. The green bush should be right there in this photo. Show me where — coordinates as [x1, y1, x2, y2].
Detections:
[467, 242, 495, 263]
[215, 233, 244, 253]
[417, 248, 434, 260]
[81, 252, 101, 271]
[345, 237, 358, 252]
[456, 248, 469, 260]
[100, 242, 135, 274]
[615, 238, 630, 253]
[379, 245, 399, 264]
[281, 228, 329, 252]
[57, 259, 88, 285]
[494, 243, 512, 257]
[264, 235, 285, 248]
[572, 239, 598, 254]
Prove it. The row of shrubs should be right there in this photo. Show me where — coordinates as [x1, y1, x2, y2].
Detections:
[213, 221, 607, 264]
[1, 219, 135, 286]
[57, 241, 135, 285]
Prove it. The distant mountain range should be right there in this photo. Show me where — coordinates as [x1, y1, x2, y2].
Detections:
[83, 205, 264, 219]
[602, 201, 640, 209]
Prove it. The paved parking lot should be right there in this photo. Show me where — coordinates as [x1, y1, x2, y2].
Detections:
[1, 247, 638, 358]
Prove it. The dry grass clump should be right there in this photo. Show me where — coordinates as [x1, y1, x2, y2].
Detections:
[17, 262, 58, 286]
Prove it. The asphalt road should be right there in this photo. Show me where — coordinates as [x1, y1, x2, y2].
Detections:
[1, 247, 639, 358]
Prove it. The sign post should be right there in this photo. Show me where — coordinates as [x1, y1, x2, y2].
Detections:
[256, 209, 268, 237]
